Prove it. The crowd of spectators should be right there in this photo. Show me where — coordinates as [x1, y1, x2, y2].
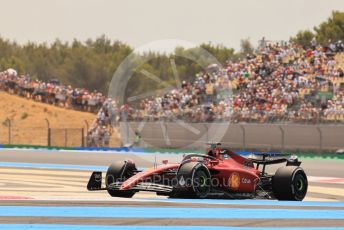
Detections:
[86, 99, 120, 147]
[0, 72, 106, 113]
[123, 39, 344, 123]
[1, 39, 344, 147]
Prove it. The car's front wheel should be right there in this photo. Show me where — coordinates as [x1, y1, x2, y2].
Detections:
[106, 160, 137, 198]
[174, 162, 211, 198]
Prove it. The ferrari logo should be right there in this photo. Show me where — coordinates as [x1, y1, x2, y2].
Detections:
[229, 172, 240, 190]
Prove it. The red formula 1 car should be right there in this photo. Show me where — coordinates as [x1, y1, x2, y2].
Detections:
[87, 143, 308, 201]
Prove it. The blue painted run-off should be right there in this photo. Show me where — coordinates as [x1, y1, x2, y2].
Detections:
[73, 147, 145, 152]
[0, 225, 343, 230]
[0, 161, 149, 171]
[0, 206, 343, 219]
[0, 145, 145, 153]
[0, 162, 108, 171]
[138, 198, 344, 208]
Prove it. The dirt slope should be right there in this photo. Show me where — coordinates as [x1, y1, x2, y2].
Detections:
[0, 91, 96, 146]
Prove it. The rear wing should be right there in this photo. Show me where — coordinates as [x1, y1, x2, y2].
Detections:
[247, 153, 301, 174]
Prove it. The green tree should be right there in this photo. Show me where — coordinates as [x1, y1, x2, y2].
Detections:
[314, 11, 344, 45]
[240, 38, 254, 56]
[291, 30, 315, 47]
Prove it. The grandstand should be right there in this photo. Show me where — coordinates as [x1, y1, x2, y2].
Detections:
[1, 40, 343, 149]
[122, 41, 344, 123]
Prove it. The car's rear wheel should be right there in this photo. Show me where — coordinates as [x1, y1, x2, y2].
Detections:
[272, 166, 308, 201]
[174, 162, 211, 198]
[106, 160, 136, 198]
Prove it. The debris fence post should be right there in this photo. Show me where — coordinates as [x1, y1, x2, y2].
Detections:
[6, 118, 11, 144]
[81, 128, 85, 147]
[45, 118, 51, 147]
[84, 120, 89, 147]
[204, 123, 209, 144]
[65, 129, 68, 147]
[316, 127, 323, 153]
[239, 124, 246, 151]
[279, 126, 285, 152]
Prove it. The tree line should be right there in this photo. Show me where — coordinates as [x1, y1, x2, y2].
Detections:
[291, 11, 344, 47]
[0, 11, 343, 95]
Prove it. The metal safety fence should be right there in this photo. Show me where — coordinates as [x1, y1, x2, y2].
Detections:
[120, 122, 344, 152]
[0, 119, 85, 148]
[50, 128, 85, 148]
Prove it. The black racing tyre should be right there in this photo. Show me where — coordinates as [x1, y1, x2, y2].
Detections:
[106, 160, 136, 198]
[272, 166, 308, 201]
[174, 162, 211, 198]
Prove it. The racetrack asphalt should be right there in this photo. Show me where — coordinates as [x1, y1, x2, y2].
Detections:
[0, 149, 343, 229]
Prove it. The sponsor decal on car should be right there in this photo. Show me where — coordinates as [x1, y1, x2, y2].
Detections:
[241, 177, 251, 184]
[229, 172, 240, 189]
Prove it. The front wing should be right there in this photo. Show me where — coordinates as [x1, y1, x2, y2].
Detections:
[87, 171, 173, 193]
